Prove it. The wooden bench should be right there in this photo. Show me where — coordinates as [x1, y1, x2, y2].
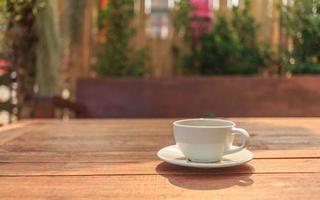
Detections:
[75, 76, 320, 118]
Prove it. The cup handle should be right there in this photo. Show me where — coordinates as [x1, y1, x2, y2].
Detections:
[225, 127, 250, 154]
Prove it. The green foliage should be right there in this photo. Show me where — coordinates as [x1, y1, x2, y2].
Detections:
[172, 0, 271, 75]
[170, 0, 195, 74]
[97, 4, 109, 30]
[202, 112, 214, 118]
[196, 0, 271, 75]
[171, 0, 193, 42]
[4, 0, 38, 81]
[0, 0, 7, 49]
[1, 0, 45, 20]
[94, 0, 149, 77]
[197, 17, 241, 74]
[280, 0, 320, 74]
[2, 0, 39, 117]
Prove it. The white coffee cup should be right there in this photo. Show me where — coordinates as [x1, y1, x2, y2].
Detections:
[173, 118, 250, 163]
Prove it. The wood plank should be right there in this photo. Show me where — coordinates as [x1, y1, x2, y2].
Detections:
[1, 118, 320, 153]
[253, 149, 320, 159]
[0, 174, 318, 199]
[0, 159, 318, 176]
[0, 120, 38, 133]
[0, 150, 319, 163]
[0, 121, 39, 146]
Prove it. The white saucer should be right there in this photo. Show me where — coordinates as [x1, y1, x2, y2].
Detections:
[157, 145, 253, 168]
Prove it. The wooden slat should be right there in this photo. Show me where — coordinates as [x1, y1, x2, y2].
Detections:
[0, 150, 319, 163]
[1, 118, 320, 153]
[253, 149, 320, 159]
[0, 174, 318, 199]
[0, 159, 318, 176]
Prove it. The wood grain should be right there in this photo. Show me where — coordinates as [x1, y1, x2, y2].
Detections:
[0, 118, 319, 153]
[0, 158, 319, 176]
[0, 120, 39, 146]
[0, 118, 319, 199]
[0, 149, 318, 163]
[0, 174, 318, 199]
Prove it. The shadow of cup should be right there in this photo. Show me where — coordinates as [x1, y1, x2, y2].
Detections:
[155, 162, 255, 190]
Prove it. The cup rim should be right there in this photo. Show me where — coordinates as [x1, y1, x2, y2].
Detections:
[173, 118, 235, 128]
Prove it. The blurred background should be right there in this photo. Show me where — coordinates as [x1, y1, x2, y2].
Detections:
[0, 0, 319, 125]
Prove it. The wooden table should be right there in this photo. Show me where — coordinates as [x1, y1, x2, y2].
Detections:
[0, 118, 319, 199]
